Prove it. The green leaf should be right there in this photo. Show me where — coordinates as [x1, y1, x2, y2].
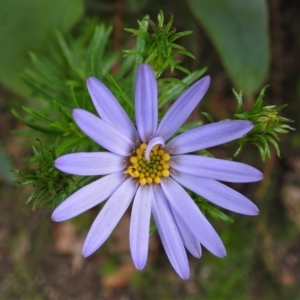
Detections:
[174, 64, 190, 75]
[21, 106, 53, 123]
[265, 135, 280, 157]
[149, 222, 157, 236]
[11, 109, 62, 135]
[233, 144, 243, 157]
[188, 0, 270, 97]
[0, 145, 15, 182]
[55, 31, 83, 78]
[197, 197, 234, 223]
[0, 0, 84, 96]
[132, 16, 149, 91]
[124, 0, 149, 13]
[55, 137, 85, 156]
[201, 112, 214, 123]
[158, 68, 207, 107]
[177, 121, 203, 133]
[87, 25, 113, 79]
[102, 70, 134, 111]
[253, 85, 269, 110]
[232, 89, 244, 114]
[169, 31, 193, 43]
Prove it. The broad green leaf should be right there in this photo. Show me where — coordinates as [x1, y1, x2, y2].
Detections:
[188, 0, 270, 97]
[124, 0, 150, 13]
[0, 0, 84, 96]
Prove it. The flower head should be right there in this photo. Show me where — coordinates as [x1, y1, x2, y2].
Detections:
[52, 64, 263, 279]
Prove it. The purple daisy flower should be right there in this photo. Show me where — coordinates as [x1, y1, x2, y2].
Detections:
[52, 64, 263, 279]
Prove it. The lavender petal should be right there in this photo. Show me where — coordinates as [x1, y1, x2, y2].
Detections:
[82, 177, 138, 257]
[55, 152, 126, 176]
[166, 120, 253, 154]
[156, 76, 210, 140]
[152, 185, 190, 279]
[73, 108, 135, 156]
[135, 64, 158, 142]
[51, 172, 125, 221]
[171, 155, 263, 183]
[145, 137, 165, 161]
[161, 178, 226, 257]
[173, 211, 202, 258]
[130, 185, 152, 270]
[87, 77, 138, 142]
[171, 171, 259, 215]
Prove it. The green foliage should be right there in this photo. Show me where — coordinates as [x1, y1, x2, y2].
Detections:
[22, 21, 118, 110]
[124, 10, 195, 77]
[176, 121, 204, 134]
[194, 195, 234, 223]
[0, 0, 83, 97]
[158, 67, 207, 107]
[188, 0, 270, 97]
[13, 139, 89, 211]
[12, 101, 84, 138]
[0, 144, 15, 183]
[150, 219, 157, 235]
[233, 87, 294, 160]
[13, 21, 134, 151]
[201, 112, 215, 123]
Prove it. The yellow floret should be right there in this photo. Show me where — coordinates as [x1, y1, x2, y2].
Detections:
[139, 178, 147, 185]
[162, 153, 170, 161]
[136, 148, 143, 155]
[130, 156, 138, 164]
[146, 177, 153, 184]
[125, 167, 133, 175]
[162, 169, 170, 177]
[132, 170, 139, 178]
[154, 176, 161, 184]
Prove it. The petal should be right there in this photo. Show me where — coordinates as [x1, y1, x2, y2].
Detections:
[73, 108, 135, 156]
[156, 76, 210, 140]
[87, 77, 138, 142]
[171, 155, 263, 183]
[160, 178, 226, 257]
[82, 177, 138, 257]
[55, 152, 126, 175]
[51, 171, 125, 221]
[145, 137, 165, 161]
[166, 120, 253, 154]
[135, 64, 158, 142]
[171, 171, 259, 215]
[152, 185, 190, 279]
[130, 185, 152, 270]
[173, 211, 202, 258]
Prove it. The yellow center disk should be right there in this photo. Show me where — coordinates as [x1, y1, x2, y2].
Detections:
[125, 143, 171, 185]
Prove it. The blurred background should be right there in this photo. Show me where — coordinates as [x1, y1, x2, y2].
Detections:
[0, 0, 300, 299]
